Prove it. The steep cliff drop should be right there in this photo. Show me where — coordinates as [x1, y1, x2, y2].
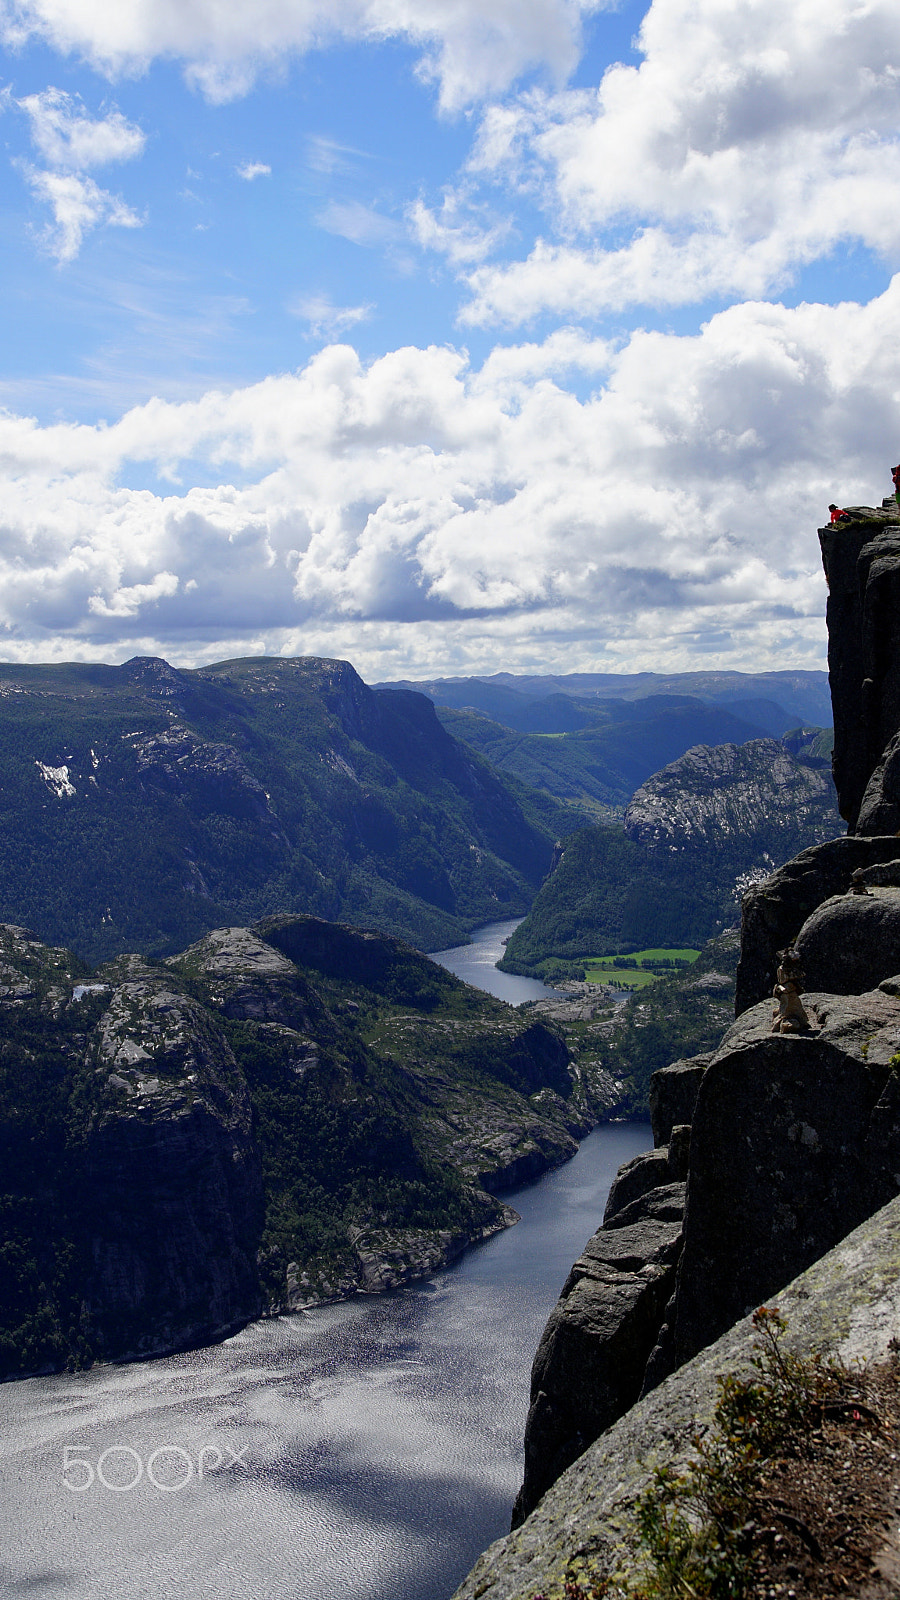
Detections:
[499, 493, 900, 1541]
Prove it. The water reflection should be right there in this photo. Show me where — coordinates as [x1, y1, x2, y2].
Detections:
[429, 919, 563, 1005]
[0, 1124, 650, 1600]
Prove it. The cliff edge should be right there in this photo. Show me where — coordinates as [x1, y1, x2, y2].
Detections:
[483, 495, 900, 1553]
[453, 1194, 900, 1600]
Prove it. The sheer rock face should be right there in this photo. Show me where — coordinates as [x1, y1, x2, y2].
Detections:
[504, 978, 900, 1529]
[510, 1185, 684, 1529]
[818, 504, 900, 830]
[624, 738, 838, 854]
[66, 959, 265, 1363]
[452, 1195, 900, 1600]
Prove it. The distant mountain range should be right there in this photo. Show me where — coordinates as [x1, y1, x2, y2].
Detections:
[376, 672, 833, 827]
[376, 668, 832, 732]
[0, 655, 559, 963]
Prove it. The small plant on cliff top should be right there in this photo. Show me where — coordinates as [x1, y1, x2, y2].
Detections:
[529, 1307, 850, 1600]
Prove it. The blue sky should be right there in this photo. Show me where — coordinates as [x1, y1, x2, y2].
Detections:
[1, 0, 899, 680]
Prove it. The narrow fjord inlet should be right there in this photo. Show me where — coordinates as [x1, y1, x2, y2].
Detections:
[0, 1122, 648, 1600]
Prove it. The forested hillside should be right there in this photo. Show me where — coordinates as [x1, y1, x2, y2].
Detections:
[0, 915, 617, 1379]
[0, 655, 561, 963]
[502, 737, 841, 977]
[436, 698, 783, 825]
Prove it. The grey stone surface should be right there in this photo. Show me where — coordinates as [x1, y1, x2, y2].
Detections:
[662, 985, 900, 1371]
[510, 1201, 683, 1528]
[649, 1053, 710, 1145]
[794, 886, 900, 995]
[601, 1148, 671, 1223]
[735, 834, 900, 1013]
[452, 1194, 900, 1600]
[602, 1181, 685, 1231]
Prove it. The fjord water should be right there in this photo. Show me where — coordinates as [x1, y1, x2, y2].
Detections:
[0, 1120, 649, 1600]
[0, 918, 645, 1599]
[429, 917, 562, 1002]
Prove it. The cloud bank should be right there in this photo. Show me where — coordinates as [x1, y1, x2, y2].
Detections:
[2, 283, 898, 676]
[447, 0, 900, 319]
[0, 0, 606, 109]
[2, 0, 899, 676]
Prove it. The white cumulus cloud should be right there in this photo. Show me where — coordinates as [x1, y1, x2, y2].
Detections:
[235, 160, 271, 180]
[12, 88, 146, 261]
[0, 282, 899, 675]
[22, 167, 143, 261]
[451, 0, 900, 323]
[0, 0, 608, 110]
[18, 86, 145, 168]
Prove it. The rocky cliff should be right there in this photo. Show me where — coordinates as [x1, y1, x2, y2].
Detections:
[491, 493, 900, 1545]
[454, 1194, 900, 1600]
[0, 915, 619, 1381]
[819, 498, 900, 830]
[0, 653, 558, 963]
[623, 736, 837, 856]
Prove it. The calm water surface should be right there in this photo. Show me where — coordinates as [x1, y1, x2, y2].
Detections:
[0, 1124, 650, 1600]
[430, 918, 563, 1004]
[0, 919, 646, 1600]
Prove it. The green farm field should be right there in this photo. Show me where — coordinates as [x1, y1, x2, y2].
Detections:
[584, 947, 701, 988]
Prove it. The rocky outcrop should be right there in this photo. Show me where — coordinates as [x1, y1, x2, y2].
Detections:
[453, 1193, 900, 1600]
[819, 501, 900, 829]
[654, 984, 900, 1377]
[511, 1183, 684, 1528]
[735, 833, 900, 1012]
[511, 968, 900, 1521]
[648, 1053, 709, 1144]
[624, 737, 839, 854]
[794, 885, 900, 994]
[0, 914, 611, 1379]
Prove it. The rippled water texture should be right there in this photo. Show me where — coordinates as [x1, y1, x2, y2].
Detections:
[0, 1121, 649, 1600]
[429, 918, 563, 1004]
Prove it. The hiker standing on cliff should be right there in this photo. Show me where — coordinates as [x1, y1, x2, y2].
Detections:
[892, 463, 900, 508]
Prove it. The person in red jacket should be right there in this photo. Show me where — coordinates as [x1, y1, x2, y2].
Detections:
[892, 464, 900, 508]
[828, 504, 851, 523]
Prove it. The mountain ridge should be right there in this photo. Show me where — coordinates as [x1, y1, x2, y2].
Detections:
[0, 653, 560, 963]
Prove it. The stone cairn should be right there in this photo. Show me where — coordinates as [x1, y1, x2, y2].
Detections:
[771, 946, 811, 1034]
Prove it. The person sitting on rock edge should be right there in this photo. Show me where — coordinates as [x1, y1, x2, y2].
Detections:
[829, 503, 851, 523]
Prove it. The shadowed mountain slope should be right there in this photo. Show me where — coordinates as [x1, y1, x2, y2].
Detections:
[0, 654, 560, 963]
